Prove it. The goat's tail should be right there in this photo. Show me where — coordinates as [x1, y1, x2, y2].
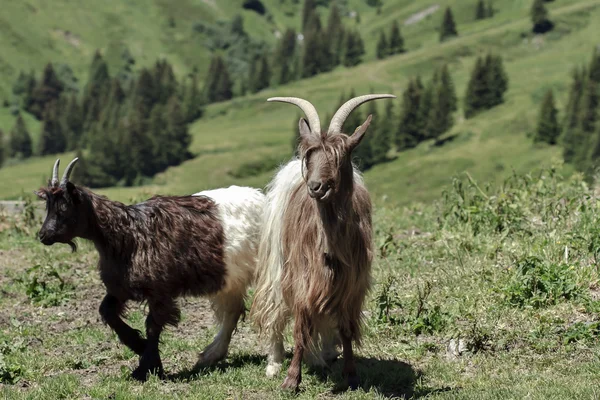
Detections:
[250, 159, 302, 338]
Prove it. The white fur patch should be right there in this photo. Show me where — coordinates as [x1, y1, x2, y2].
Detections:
[194, 185, 266, 294]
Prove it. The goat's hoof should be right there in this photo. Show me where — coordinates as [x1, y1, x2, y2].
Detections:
[281, 376, 300, 391]
[347, 375, 360, 391]
[131, 365, 164, 382]
[266, 363, 282, 378]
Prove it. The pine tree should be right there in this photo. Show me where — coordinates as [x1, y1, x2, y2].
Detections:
[388, 21, 405, 55]
[302, 18, 323, 77]
[255, 54, 271, 92]
[440, 7, 458, 42]
[563, 67, 586, 131]
[344, 30, 366, 67]
[531, 0, 553, 34]
[589, 47, 600, 84]
[149, 104, 169, 171]
[419, 79, 435, 139]
[370, 101, 393, 166]
[397, 78, 422, 149]
[248, 55, 260, 93]
[378, 99, 395, 155]
[9, 114, 32, 159]
[578, 80, 599, 134]
[475, 0, 487, 20]
[486, 53, 509, 107]
[183, 72, 203, 122]
[38, 102, 67, 155]
[353, 100, 377, 170]
[22, 71, 37, 113]
[376, 31, 389, 60]
[464, 57, 488, 118]
[63, 93, 84, 151]
[82, 51, 110, 131]
[123, 108, 155, 182]
[28, 63, 65, 120]
[428, 80, 455, 143]
[204, 56, 224, 102]
[131, 68, 157, 120]
[215, 58, 233, 102]
[84, 128, 120, 187]
[326, 2, 345, 67]
[534, 89, 560, 145]
[166, 95, 192, 164]
[301, 0, 316, 31]
[154, 60, 177, 105]
[487, 1, 495, 18]
[12, 71, 28, 98]
[276, 28, 297, 84]
[0, 129, 5, 167]
[440, 64, 458, 112]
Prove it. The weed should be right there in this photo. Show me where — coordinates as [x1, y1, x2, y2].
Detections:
[502, 255, 585, 308]
[16, 263, 75, 307]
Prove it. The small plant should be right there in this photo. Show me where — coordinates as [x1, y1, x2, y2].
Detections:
[375, 277, 449, 335]
[17, 264, 75, 307]
[562, 321, 600, 344]
[0, 326, 27, 384]
[502, 255, 585, 308]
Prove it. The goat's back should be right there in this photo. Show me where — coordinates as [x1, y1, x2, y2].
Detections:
[194, 185, 266, 295]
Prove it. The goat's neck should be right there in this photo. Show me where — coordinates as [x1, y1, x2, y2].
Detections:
[78, 191, 131, 249]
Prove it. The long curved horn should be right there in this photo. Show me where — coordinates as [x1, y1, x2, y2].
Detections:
[60, 157, 79, 186]
[328, 94, 396, 134]
[267, 97, 321, 135]
[51, 159, 60, 187]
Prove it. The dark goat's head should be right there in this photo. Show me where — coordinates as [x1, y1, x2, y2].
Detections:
[268, 94, 396, 203]
[34, 158, 82, 251]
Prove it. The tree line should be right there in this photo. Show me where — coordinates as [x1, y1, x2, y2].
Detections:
[535, 48, 600, 180]
[5, 51, 201, 188]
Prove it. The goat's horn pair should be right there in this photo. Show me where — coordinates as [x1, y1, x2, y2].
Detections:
[267, 94, 396, 135]
[51, 157, 79, 187]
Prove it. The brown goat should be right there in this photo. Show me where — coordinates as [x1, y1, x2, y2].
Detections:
[35, 158, 265, 381]
[251, 94, 395, 390]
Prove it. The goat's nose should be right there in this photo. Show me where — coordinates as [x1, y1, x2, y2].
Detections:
[308, 181, 322, 192]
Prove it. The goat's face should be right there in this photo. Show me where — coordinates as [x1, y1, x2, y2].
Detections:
[298, 115, 372, 203]
[34, 182, 83, 251]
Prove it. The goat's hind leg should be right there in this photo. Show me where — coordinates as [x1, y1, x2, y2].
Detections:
[196, 291, 245, 367]
[99, 294, 147, 355]
[132, 298, 180, 381]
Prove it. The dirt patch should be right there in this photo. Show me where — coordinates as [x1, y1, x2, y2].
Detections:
[51, 29, 82, 48]
[404, 4, 440, 26]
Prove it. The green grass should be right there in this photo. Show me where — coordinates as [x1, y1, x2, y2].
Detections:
[1, 165, 599, 399]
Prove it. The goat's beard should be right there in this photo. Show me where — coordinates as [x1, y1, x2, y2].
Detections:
[67, 240, 77, 253]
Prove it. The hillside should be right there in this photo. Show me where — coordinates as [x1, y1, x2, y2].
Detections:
[0, 0, 597, 207]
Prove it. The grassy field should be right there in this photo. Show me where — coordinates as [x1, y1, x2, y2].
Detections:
[0, 166, 599, 399]
[0, 0, 596, 207]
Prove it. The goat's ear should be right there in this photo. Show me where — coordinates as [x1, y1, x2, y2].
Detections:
[33, 190, 47, 200]
[298, 117, 313, 141]
[65, 182, 81, 204]
[347, 114, 373, 152]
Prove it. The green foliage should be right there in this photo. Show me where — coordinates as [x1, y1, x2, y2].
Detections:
[37, 101, 66, 156]
[531, 0, 554, 34]
[17, 263, 75, 307]
[376, 31, 388, 60]
[26, 63, 64, 120]
[343, 30, 366, 67]
[204, 55, 234, 103]
[440, 7, 458, 42]
[464, 53, 509, 118]
[502, 256, 585, 308]
[388, 20, 404, 55]
[326, 2, 345, 67]
[301, 0, 315, 31]
[397, 77, 423, 149]
[375, 277, 449, 335]
[275, 28, 297, 85]
[534, 89, 560, 145]
[0, 332, 25, 385]
[475, 0, 487, 20]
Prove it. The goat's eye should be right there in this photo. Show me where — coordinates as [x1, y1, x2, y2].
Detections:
[60, 203, 68, 212]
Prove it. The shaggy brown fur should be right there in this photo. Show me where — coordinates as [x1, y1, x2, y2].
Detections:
[279, 118, 373, 390]
[36, 182, 228, 381]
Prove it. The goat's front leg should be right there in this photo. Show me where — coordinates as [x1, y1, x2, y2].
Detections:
[340, 329, 359, 390]
[99, 294, 147, 355]
[281, 310, 311, 391]
[131, 298, 180, 382]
